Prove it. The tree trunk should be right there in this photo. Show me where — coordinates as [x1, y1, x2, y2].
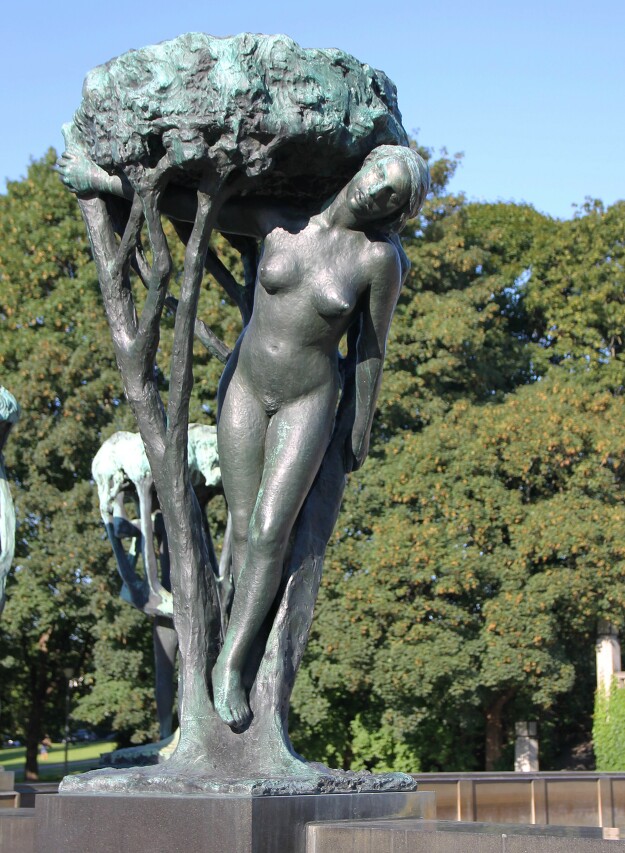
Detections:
[24, 657, 47, 780]
[484, 690, 514, 771]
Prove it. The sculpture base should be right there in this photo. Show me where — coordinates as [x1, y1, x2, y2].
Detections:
[307, 819, 625, 852]
[59, 762, 417, 796]
[100, 729, 179, 767]
[36, 789, 435, 853]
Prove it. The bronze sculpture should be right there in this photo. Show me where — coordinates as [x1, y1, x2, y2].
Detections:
[0, 387, 20, 616]
[58, 32, 429, 793]
[211, 145, 426, 729]
[92, 425, 221, 742]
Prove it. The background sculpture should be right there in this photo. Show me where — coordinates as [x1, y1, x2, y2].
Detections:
[93, 424, 221, 743]
[59, 32, 428, 793]
[0, 387, 20, 615]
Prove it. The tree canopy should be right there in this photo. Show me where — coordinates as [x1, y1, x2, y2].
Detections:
[0, 152, 126, 776]
[2, 148, 624, 773]
[291, 159, 625, 771]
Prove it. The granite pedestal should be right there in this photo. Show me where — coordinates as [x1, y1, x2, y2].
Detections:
[0, 808, 35, 853]
[0, 768, 19, 807]
[36, 789, 435, 853]
[306, 818, 625, 852]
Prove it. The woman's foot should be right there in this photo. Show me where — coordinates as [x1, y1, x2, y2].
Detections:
[211, 654, 252, 730]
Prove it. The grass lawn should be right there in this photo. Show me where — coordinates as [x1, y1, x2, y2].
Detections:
[0, 740, 117, 782]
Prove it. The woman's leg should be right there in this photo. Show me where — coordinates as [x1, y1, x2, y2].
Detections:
[217, 370, 268, 586]
[213, 384, 338, 728]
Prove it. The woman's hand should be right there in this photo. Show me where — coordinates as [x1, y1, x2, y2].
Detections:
[344, 430, 370, 473]
[57, 150, 114, 196]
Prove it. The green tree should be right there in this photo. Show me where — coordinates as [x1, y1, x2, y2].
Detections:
[0, 152, 128, 776]
[525, 199, 625, 388]
[0, 154, 239, 774]
[594, 683, 625, 771]
[4, 150, 624, 779]
[73, 600, 160, 746]
[292, 159, 625, 771]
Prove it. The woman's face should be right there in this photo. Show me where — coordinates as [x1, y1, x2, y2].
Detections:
[346, 157, 412, 223]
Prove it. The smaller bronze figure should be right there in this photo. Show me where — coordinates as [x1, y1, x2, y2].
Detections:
[0, 387, 20, 615]
[92, 426, 221, 740]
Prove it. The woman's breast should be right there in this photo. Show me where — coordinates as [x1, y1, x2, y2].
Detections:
[310, 277, 356, 318]
[258, 246, 299, 294]
[255, 228, 364, 328]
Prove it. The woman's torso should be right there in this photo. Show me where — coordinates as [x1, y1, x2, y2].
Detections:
[233, 216, 394, 406]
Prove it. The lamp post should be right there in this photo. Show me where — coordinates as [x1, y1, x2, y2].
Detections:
[62, 667, 74, 777]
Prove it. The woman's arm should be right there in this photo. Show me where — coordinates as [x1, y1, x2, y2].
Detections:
[57, 150, 130, 198]
[349, 245, 406, 471]
[212, 197, 295, 239]
[58, 150, 290, 238]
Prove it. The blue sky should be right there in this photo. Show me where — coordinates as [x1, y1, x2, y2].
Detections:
[1, 0, 622, 219]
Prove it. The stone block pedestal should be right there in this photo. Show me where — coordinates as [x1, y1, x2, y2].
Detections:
[36, 789, 435, 853]
[0, 768, 19, 807]
[0, 808, 35, 853]
[307, 819, 625, 852]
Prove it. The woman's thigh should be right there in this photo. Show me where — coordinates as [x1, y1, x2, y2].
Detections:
[252, 385, 338, 543]
[217, 374, 268, 537]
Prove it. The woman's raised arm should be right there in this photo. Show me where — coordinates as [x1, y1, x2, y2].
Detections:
[58, 149, 289, 238]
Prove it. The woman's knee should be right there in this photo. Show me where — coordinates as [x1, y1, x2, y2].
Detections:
[248, 511, 289, 558]
[230, 512, 250, 549]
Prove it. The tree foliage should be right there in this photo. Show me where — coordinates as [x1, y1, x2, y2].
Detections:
[291, 158, 625, 770]
[594, 683, 625, 771]
[2, 150, 624, 774]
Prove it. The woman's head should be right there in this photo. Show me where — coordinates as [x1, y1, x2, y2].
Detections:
[347, 145, 430, 233]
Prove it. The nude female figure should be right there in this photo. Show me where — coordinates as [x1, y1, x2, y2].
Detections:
[59, 143, 430, 730]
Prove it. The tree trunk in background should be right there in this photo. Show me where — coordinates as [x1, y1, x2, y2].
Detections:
[485, 690, 513, 771]
[24, 657, 47, 780]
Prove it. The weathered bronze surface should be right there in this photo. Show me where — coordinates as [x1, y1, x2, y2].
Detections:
[58, 32, 429, 794]
[92, 425, 221, 743]
[0, 387, 20, 615]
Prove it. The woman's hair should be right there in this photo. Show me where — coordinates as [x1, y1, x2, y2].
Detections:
[361, 144, 430, 233]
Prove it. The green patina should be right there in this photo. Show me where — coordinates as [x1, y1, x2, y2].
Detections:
[64, 32, 408, 202]
[58, 32, 423, 795]
[0, 387, 20, 615]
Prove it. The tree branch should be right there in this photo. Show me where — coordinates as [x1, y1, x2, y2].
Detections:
[78, 196, 138, 348]
[222, 233, 258, 324]
[204, 249, 249, 322]
[132, 243, 151, 289]
[113, 194, 145, 282]
[133, 187, 172, 370]
[167, 182, 223, 446]
[164, 295, 231, 363]
[169, 220, 250, 324]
